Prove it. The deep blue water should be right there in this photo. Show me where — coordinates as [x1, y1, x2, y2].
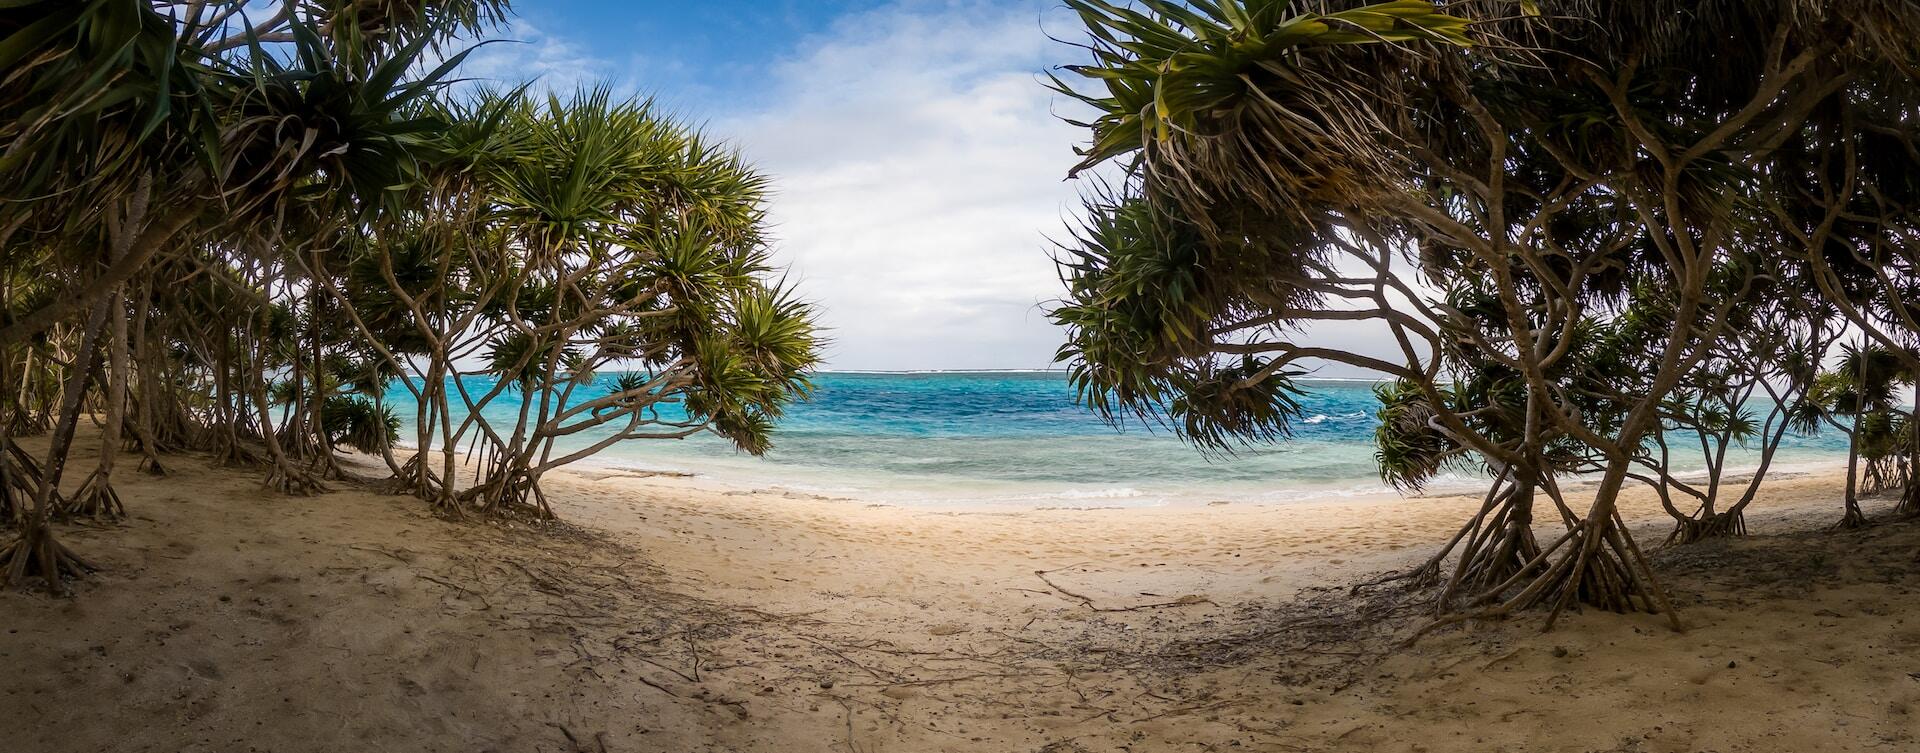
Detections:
[389, 371, 1849, 506]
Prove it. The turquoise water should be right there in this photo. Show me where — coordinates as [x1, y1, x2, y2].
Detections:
[389, 371, 1850, 507]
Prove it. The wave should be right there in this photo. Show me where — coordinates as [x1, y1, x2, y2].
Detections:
[1302, 411, 1370, 425]
[1254, 484, 1399, 502]
[825, 368, 1062, 375]
[1031, 487, 1145, 499]
[887, 456, 960, 466]
[381, 371, 1851, 509]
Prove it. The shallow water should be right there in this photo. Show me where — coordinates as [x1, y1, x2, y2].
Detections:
[388, 371, 1850, 507]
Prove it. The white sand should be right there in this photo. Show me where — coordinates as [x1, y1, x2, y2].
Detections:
[6, 431, 1919, 751]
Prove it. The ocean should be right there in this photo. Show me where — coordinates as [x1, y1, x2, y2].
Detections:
[390, 371, 1851, 507]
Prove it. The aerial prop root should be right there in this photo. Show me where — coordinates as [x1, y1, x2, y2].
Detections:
[385, 454, 445, 497]
[1666, 509, 1746, 545]
[264, 462, 328, 496]
[1898, 483, 1920, 517]
[1402, 514, 1682, 646]
[1353, 477, 1541, 607]
[1436, 482, 1543, 610]
[0, 524, 95, 595]
[211, 436, 263, 468]
[0, 443, 49, 524]
[1835, 501, 1873, 530]
[124, 434, 170, 476]
[57, 469, 125, 521]
[462, 472, 555, 521]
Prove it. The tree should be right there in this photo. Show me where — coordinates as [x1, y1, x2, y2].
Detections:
[1, 4, 824, 595]
[1049, 0, 1920, 630]
[1792, 343, 1911, 528]
[322, 88, 822, 520]
[0, 0, 500, 591]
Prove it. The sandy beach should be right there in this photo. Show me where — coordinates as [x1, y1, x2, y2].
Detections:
[6, 431, 1919, 752]
[12, 4, 1920, 752]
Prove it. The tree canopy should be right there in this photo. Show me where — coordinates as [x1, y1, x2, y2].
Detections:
[1051, 0, 1920, 628]
[0, 1, 820, 594]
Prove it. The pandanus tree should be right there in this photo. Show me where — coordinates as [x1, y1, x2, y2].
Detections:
[0, 0, 507, 593]
[3, 3, 820, 594]
[1598, 261, 1834, 544]
[1644, 323, 1831, 544]
[1758, 11, 1920, 516]
[1792, 343, 1911, 528]
[453, 89, 821, 519]
[1050, 0, 1920, 630]
[320, 88, 821, 520]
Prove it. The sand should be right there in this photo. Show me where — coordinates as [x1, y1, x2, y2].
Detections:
[5, 431, 1920, 752]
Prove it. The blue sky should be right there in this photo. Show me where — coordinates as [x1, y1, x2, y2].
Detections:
[497, 1, 899, 105]
[454, 2, 1397, 376]
[459, 1, 1090, 372]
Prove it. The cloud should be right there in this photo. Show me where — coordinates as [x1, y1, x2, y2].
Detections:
[712, 1, 1086, 371]
[457, 1, 1403, 376]
[458, 20, 612, 95]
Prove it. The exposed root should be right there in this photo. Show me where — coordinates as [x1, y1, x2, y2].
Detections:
[1351, 557, 1441, 594]
[462, 471, 556, 522]
[1406, 512, 1682, 645]
[57, 470, 125, 521]
[0, 523, 94, 596]
[1897, 484, 1920, 518]
[1439, 515, 1542, 611]
[1033, 565, 1215, 612]
[211, 436, 262, 468]
[2, 444, 53, 519]
[1666, 510, 1747, 545]
[385, 454, 444, 497]
[1835, 502, 1874, 530]
[264, 463, 328, 496]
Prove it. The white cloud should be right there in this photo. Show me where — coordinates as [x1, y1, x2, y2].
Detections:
[714, 1, 1084, 371]
[459, 2, 1402, 376]
[458, 20, 611, 94]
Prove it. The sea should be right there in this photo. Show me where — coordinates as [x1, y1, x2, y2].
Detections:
[389, 371, 1852, 508]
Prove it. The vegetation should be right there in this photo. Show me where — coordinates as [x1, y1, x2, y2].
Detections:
[1050, 0, 1920, 629]
[0, 1, 819, 594]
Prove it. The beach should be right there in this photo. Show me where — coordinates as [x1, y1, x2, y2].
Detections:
[6, 430, 1918, 752]
[10, 5, 1920, 753]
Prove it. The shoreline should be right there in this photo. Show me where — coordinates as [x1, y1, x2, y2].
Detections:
[543, 451, 1858, 512]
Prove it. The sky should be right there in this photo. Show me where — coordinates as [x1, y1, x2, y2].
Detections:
[459, 0, 1094, 372]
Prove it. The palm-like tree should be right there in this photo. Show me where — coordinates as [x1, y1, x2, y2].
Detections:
[1792, 343, 1910, 528]
[314, 88, 821, 520]
[0, 0, 507, 593]
[3, 4, 824, 593]
[1050, 0, 1920, 633]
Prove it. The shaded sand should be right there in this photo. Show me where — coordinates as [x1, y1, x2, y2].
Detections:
[5, 433, 1919, 752]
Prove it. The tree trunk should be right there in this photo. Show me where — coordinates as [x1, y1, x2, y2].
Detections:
[1410, 458, 1682, 643]
[64, 285, 129, 520]
[244, 326, 323, 496]
[1839, 408, 1871, 529]
[1901, 381, 1920, 516]
[126, 280, 168, 473]
[0, 298, 110, 594]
